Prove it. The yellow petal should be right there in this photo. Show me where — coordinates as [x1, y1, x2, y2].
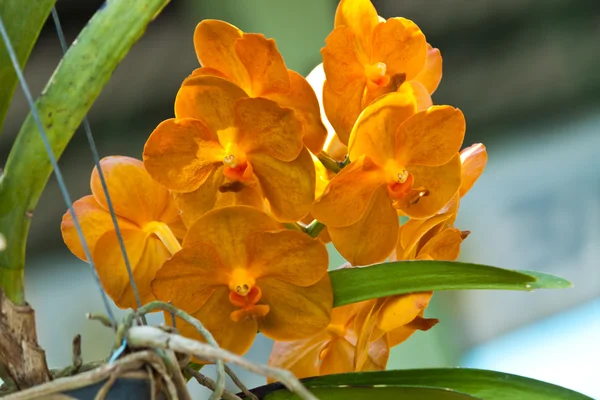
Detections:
[128, 235, 171, 305]
[376, 292, 433, 332]
[459, 143, 487, 198]
[312, 156, 386, 228]
[328, 184, 398, 266]
[396, 154, 462, 219]
[159, 199, 187, 240]
[173, 166, 264, 227]
[360, 335, 390, 372]
[176, 287, 258, 356]
[387, 311, 439, 347]
[258, 274, 333, 341]
[352, 298, 383, 369]
[245, 230, 328, 286]
[183, 206, 280, 267]
[371, 18, 427, 81]
[418, 227, 464, 260]
[152, 243, 229, 313]
[414, 44, 442, 94]
[61, 195, 135, 261]
[397, 213, 452, 259]
[188, 66, 228, 79]
[320, 338, 355, 376]
[395, 106, 465, 166]
[266, 70, 328, 154]
[90, 156, 171, 226]
[175, 75, 247, 133]
[143, 118, 223, 192]
[397, 80, 432, 112]
[234, 33, 290, 96]
[322, 78, 365, 146]
[321, 26, 365, 94]
[194, 20, 250, 89]
[334, 0, 379, 56]
[268, 332, 328, 380]
[234, 97, 303, 161]
[93, 229, 151, 309]
[348, 92, 417, 166]
[250, 147, 315, 222]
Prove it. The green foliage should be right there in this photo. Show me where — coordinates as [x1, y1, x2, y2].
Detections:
[262, 386, 479, 400]
[0, 0, 55, 134]
[0, 0, 170, 304]
[247, 369, 592, 400]
[330, 260, 571, 307]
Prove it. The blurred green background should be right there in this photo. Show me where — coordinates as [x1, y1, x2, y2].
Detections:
[0, 0, 598, 398]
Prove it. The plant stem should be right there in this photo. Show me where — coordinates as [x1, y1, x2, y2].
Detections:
[316, 151, 341, 173]
[306, 220, 326, 238]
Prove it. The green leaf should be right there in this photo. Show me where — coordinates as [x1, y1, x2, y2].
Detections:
[260, 386, 481, 400]
[0, 0, 169, 304]
[247, 369, 592, 400]
[0, 0, 55, 134]
[330, 261, 571, 307]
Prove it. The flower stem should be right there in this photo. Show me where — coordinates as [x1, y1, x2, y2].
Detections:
[306, 220, 326, 238]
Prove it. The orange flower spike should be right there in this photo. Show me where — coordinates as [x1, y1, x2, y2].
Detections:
[143, 76, 316, 224]
[152, 206, 333, 356]
[61, 156, 183, 309]
[321, 0, 442, 144]
[268, 301, 389, 379]
[193, 20, 327, 153]
[313, 93, 464, 265]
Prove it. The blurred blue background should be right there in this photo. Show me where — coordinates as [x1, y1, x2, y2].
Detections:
[1, 0, 599, 398]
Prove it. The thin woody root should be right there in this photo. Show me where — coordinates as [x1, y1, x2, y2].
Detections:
[121, 301, 226, 400]
[127, 325, 318, 400]
[185, 367, 243, 400]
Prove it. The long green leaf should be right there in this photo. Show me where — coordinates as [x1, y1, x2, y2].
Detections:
[0, 0, 55, 134]
[330, 261, 571, 307]
[0, 0, 169, 304]
[248, 369, 592, 400]
[261, 386, 481, 400]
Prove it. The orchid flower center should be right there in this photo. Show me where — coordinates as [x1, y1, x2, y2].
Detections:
[365, 62, 388, 87]
[228, 269, 269, 322]
[143, 221, 182, 255]
[222, 143, 253, 182]
[384, 160, 414, 200]
[326, 323, 346, 339]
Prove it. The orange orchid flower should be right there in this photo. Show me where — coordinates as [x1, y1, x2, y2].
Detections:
[143, 75, 315, 226]
[321, 0, 442, 144]
[152, 206, 333, 356]
[312, 93, 464, 266]
[192, 20, 327, 153]
[61, 156, 184, 309]
[268, 302, 389, 379]
[353, 292, 438, 370]
[396, 143, 488, 261]
[269, 291, 437, 378]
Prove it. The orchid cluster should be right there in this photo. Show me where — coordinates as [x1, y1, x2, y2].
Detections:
[61, 0, 486, 379]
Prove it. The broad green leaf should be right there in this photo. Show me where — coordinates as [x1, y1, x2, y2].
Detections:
[259, 386, 480, 400]
[247, 369, 592, 400]
[0, 0, 169, 304]
[0, 0, 55, 134]
[330, 261, 571, 307]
